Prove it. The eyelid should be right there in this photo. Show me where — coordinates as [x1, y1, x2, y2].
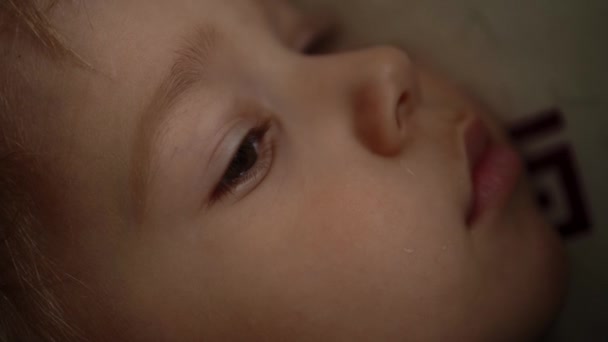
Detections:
[291, 22, 317, 51]
[293, 14, 336, 52]
[206, 117, 276, 207]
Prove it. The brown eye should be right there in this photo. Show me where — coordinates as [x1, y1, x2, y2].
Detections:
[223, 133, 260, 183]
[212, 121, 273, 202]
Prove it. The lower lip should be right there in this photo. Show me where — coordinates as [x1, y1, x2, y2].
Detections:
[466, 132, 524, 226]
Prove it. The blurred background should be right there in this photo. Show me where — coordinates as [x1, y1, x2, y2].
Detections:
[295, 0, 608, 340]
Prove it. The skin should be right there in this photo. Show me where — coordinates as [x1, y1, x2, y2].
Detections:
[16, 0, 566, 340]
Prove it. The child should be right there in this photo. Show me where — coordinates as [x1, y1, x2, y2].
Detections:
[0, 0, 567, 340]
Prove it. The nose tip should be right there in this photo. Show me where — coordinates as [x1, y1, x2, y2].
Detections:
[351, 46, 419, 156]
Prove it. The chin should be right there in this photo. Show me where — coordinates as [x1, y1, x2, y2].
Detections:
[499, 182, 569, 341]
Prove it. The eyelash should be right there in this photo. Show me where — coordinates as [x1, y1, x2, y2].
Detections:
[211, 120, 274, 203]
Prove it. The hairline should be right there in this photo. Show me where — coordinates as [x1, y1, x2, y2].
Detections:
[0, 1, 86, 340]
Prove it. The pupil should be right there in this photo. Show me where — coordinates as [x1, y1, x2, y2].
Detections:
[238, 142, 258, 173]
[226, 138, 258, 180]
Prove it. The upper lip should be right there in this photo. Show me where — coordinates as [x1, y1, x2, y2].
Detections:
[464, 117, 492, 224]
[464, 118, 491, 178]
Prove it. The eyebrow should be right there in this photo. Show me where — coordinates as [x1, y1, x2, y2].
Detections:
[130, 26, 220, 220]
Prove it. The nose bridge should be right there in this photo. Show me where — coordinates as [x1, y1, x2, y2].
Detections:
[314, 46, 419, 157]
[355, 46, 416, 97]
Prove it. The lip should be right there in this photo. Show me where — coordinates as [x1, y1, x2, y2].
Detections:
[465, 118, 523, 226]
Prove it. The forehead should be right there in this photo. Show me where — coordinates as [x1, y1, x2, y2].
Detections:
[43, 0, 274, 136]
[51, 0, 268, 67]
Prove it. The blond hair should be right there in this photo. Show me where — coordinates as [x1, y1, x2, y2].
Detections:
[1, 0, 71, 57]
[1, 1, 83, 340]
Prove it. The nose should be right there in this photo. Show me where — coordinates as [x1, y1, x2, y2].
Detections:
[345, 46, 419, 156]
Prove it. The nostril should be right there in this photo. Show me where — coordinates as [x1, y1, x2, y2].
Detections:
[398, 91, 410, 109]
[396, 91, 411, 129]
[398, 91, 409, 105]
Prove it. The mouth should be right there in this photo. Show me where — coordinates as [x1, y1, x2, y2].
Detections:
[465, 118, 523, 227]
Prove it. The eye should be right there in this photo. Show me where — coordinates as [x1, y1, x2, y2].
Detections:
[300, 25, 335, 55]
[297, 15, 336, 55]
[211, 121, 274, 203]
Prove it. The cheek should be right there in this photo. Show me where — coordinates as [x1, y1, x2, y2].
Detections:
[199, 169, 485, 337]
[298, 175, 478, 286]
[115, 166, 483, 339]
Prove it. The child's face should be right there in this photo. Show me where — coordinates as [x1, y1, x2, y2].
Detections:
[37, 0, 566, 340]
